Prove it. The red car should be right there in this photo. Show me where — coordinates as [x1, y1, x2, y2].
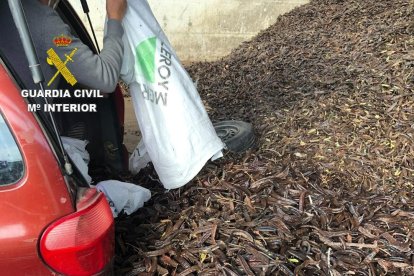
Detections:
[0, 0, 127, 275]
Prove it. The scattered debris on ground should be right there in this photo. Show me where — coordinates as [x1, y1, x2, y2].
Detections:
[115, 0, 414, 275]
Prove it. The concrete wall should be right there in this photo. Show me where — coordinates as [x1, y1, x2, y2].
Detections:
[68, 0, 308, 62]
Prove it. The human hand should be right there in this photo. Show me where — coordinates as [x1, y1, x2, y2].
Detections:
[107, 0, 127, 21]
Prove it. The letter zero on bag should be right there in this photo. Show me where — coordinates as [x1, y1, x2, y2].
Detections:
[111, 0, 224, 189]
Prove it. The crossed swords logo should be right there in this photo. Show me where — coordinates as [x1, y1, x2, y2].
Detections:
[46, 47, 78, 86]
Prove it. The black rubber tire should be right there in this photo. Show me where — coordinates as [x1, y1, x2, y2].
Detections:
[213, 120, 255, 153]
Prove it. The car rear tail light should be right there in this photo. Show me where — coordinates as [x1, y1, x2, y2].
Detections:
[39, 188, 114, 276]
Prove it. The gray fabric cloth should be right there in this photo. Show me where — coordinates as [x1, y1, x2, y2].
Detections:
[22, 0, 124, 92]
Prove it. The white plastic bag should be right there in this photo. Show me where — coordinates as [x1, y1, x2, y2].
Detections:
[96, 180, 151, 218]
[61, 136, 92, 185]
[118, 0, 224, 189]
[129, 139, 151, 175]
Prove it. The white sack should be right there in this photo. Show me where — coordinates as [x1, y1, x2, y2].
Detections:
[117, 0, 224, 189]
[129, 139, 151, 175]
[61, 136, 91, 185]
[96, 180, 151, 218]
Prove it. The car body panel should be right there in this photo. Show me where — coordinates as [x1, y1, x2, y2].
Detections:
[0, 63, 75, 275]
[0, 0, 125, 274]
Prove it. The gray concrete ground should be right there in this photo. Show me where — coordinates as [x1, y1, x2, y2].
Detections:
[123, 98, 140, 153]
